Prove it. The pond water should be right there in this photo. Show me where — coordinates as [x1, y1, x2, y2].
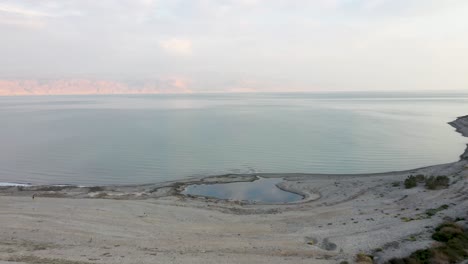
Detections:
[181, 177, 303, 204]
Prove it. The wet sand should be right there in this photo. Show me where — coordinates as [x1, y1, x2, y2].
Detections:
[0, 116, 467, 264]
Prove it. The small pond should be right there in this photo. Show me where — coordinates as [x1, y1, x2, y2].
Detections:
[181, 177, 303, 204]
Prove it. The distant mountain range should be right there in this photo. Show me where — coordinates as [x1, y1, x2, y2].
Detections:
[0, 79, 192, 96]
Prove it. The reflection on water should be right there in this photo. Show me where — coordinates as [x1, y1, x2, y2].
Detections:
[182, 177, 303, 204]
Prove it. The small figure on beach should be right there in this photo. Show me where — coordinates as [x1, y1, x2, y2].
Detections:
[32, 193, 36, 200]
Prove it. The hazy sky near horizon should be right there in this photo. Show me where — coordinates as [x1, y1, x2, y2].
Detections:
[1, 0, 468, 93]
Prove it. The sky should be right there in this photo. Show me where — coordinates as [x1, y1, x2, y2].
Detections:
[1, 0, 468, 94]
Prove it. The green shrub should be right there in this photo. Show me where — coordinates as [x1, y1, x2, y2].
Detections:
[433, 243, 468, 263]
[414, 174, 425, 182]
[386, 222, 468, 264]
[425, 204, 449, 217]
[434, 222, 462, 233]
[425, 176, 449, 190]
[356, 253, 373, 263]
[386, 258, 405, 264]
[432, 222, 465, 242]
[404, 175, 418, 189]
[409, 249, 431, 264]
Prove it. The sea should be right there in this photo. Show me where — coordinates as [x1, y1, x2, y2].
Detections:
[0, 92, 467, 186]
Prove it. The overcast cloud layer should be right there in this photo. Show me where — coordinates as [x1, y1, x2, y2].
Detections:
[1, 0, 468, 94]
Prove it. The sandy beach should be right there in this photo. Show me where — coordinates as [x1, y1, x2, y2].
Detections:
[0, 116, 467, 264]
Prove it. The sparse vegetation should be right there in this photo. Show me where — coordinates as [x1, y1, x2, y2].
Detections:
[404, 174, 425, 188]
[356, 253, 373, 264]
[305, 237, 317, 246]
[392, 182, 400, 187]
[386, 221, 468, 264]
[403, 174, 450, 190]
[404, 175, 418, 189]
[425, 204, 449, 217]
[432, 222, 465, 242]
[401, 217, 415, 222]
[425, 175, 450, 190]
[400, 205, 449, 222]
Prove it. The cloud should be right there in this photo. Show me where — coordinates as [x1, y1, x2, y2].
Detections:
[160, 38, 192, 55]
[0, 4, 51, 17]
[0, 3, 47, 28]
[0, 1, 468, 92]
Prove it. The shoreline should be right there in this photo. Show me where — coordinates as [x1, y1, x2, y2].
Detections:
[1, 116, 467, 205]
[0, 115, 467, 263]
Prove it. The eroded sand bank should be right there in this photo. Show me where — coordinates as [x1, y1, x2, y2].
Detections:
[0, 116, 467, 264]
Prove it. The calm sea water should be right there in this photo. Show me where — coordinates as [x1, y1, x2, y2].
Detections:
[0, 92, 467, 186]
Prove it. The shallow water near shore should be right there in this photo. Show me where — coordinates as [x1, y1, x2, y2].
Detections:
[182, 177, 303, 203]
[1, 92, 468, 185]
